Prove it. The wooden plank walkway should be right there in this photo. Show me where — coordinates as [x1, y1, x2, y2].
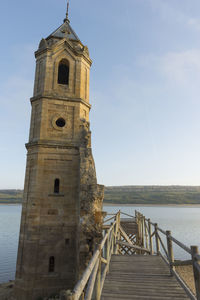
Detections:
[101, 255, 190, 300]
[120, 218, 138, 235]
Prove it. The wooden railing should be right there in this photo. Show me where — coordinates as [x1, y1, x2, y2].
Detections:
[135, 210, 200, 300]
[60, 210, 200, 300]
[60, 212, 121, 300]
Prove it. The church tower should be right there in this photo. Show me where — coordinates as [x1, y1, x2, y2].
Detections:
[15, 6, 104, 300]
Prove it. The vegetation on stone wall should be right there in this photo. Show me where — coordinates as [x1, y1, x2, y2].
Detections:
[2, 186, 200, 205]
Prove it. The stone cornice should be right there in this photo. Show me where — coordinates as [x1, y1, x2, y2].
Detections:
[35, 39, 92, 66]
[30, 95, 91, 109]
[35, 47, 52, 58]
[26, 140, 80, 150]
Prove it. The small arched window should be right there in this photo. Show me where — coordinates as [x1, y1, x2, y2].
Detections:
[49, 256, 55, 272]
[54, 179, 60, 194]
[58, 59, 69, 85]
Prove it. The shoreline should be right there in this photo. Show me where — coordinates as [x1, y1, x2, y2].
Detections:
[0, 203, 21, 205]
[2, 202, 200, 207]
[103, 203, 200, 207]
[2, 202, 200, 208]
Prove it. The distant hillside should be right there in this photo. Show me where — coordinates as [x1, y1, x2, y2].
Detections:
[1, 186, 200, 205]
[104, 186, 200, 205]
[0, 190, 23, 204]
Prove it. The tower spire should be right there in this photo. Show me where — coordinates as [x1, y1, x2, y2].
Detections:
[64, 0, 70, 23]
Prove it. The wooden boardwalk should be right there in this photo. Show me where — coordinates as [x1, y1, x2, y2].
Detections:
[65, 211, 199, 300]
[101, 255, 189, 300]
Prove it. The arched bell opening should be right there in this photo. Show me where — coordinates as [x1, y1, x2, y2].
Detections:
[58, 59, 69, 85]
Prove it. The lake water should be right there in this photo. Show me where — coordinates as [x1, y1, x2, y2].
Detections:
[0, 204, 200, 283]
[0, 205, 21, 283]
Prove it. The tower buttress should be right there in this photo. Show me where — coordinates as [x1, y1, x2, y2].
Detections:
[15, 11, 104, 300]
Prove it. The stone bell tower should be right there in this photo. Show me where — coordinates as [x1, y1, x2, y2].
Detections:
[15, 6, 104, 300]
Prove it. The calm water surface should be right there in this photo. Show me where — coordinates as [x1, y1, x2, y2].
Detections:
[0, 205, 21, 283]
[0, 204, 200, 283]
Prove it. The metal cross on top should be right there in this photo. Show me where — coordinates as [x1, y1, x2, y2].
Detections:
[66, 0, 70, 21]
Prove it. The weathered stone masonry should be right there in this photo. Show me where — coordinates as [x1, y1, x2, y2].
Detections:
[14, 13, 104, 300]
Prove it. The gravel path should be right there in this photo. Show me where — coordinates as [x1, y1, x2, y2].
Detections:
[176, 265, 196, 296]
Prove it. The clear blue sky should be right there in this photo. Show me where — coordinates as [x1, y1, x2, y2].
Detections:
[1, 0, 200, 189]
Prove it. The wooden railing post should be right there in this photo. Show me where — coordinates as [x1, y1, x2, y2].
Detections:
[118, 211, 121, 250]
[148, 219, 153, 255]
[114, 214, 117, 249]
[191, 246, 200, 299]
[154, 223, 160, 255]
[166, 230, 175, 275]
[144, 218, 149, 251]
[114, 211, 120, 254]
[106, 231, 110, 273]
[141, 216, 144, 248]
[135, 211, 141, 254]
[135, 210, 138, 226]
[111, 223, 114, 255]
[96, 245, 102, 300]
[137, 213, 141, 246]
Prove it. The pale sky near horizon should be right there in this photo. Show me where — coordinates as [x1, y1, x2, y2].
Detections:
[1, 0, 200, 189]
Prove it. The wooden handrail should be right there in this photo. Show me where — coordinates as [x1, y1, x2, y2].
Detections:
[159, 245, 196, 300]
[61, 210, 200, 300]
[100, 222, 116, 249]
[103, 215, 116, 224]
[84, 261, 99, 300]
[120, 212, 134, 218]
[157, 227, 167, 235]
[135, 210, 192, 255]
[64, 213, 120, 300]
[170, 235, 191, 254]
[135, 210, 199, 299]
[72, 250, 100, 299]
[106, 213, 116, 216]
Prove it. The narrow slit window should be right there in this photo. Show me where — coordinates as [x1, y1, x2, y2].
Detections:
[58, 59, 69, 85]
[65, 238, 70, 246]
[54, 179, 60, 194]
[49, 256, 55, 272]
